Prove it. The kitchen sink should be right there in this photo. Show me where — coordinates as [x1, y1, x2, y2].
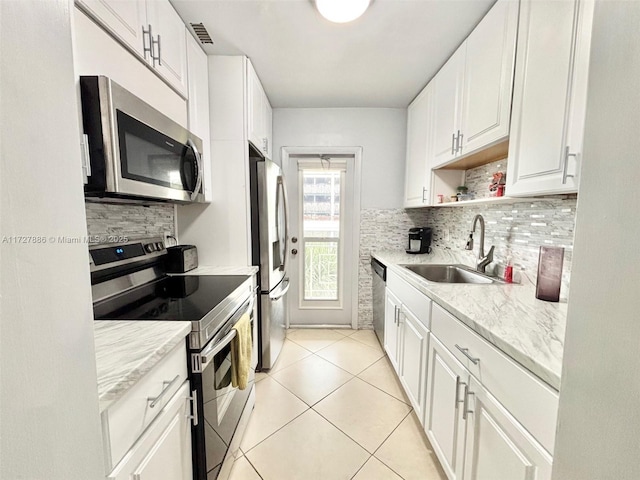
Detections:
[400, 264, 504, 284]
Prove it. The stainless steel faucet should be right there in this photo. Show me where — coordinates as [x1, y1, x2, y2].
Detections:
[465, 214, 495, 273]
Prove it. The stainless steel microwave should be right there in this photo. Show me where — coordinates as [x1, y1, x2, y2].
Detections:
[80, 76, 205, 203]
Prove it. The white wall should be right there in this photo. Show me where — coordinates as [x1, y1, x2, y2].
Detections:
[1, 1, 105, 479]
[552, 3, 640, 479]
[273, 108, 407, 209]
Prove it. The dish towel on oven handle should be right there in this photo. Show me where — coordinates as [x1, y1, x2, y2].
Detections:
[231, 313, 252, 390]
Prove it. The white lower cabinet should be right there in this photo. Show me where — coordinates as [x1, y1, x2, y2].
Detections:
[425, 336, 467, 480]
[384, 270, 432, 423]
[462, 377, 552, 480]
[382, 267, 558, 480]
[107, 382, 193, 480]
[384, 289, 402, 372]
[398, 307, 429, 422]
[102, 341, 194, 480]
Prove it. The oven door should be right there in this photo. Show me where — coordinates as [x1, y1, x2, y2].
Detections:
[191, 294, 257, 480]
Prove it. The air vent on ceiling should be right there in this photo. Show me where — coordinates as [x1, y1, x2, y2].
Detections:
[190, 23, 214, 44]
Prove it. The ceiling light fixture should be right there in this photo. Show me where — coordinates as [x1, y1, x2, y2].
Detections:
[315, 0, 371, 24]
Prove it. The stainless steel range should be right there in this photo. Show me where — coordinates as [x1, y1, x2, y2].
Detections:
[90, 237, 257, 480]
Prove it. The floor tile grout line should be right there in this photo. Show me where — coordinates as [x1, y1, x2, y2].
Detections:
[349, 453, 374, 480]
[268, 366, 355, 409]
[310, 388, 411, 457]
[355, 363, 413, 406]
[239, 455, 265, 480]
[311, 405, 383, 456]
[241, 406, 310, 455]
[367, 410, 416, 480]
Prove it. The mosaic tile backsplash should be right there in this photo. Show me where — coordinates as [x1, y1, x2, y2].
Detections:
[358, 193, 578, 328]
[358, 208, 430, 329]
[85, 202, 175, 244]
[426, 196, 577, 289]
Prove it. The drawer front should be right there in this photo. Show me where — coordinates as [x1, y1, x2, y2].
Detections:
[387, 269, 432, 329]
[103, 341, 188, 470]
[431, 303, 559, 454]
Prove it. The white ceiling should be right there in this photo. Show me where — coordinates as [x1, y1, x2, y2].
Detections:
[171, 0, 496, 108]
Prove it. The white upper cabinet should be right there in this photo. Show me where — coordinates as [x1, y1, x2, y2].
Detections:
[431, 45, 465, 168]
[506, 0, 594, 196]
[186, 33, 211, 202]
[247, 60, 273, 159]
[404, 85, 433, 207]
[146, 0, 188, 96]
[431, 0, 518, 169]
[75, 0, 188, 97]
[461, 0, 518, 154]
[75, 0, 147, 56]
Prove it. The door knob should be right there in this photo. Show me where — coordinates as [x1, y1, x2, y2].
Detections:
[291, 249, 298, 255]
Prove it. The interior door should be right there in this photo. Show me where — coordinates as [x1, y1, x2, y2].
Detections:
[285, 155, 356, 326]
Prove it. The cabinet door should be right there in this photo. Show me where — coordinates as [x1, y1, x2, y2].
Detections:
[75, 0, 147, 57]
[506, 0, 593, 196]
[146, 0, 188, 97]
[264, 96, 273, 159]
[404, 85, 432, 207]
[425, 336, 468, 480]
[186, 33, 212, 202]
[461, 0, 518, 155]
[247, 61, 265, 153]
[398, 307, 429, 424]
[384, 289, 402, 373]
[108, 382, 193, 480]
[431, 45, 465, 168]
[463, 377, 553, 480]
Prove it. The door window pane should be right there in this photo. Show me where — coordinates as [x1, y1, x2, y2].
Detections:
[302, 170, 341, 300]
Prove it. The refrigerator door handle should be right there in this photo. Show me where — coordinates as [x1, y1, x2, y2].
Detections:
[277, 175, 289, 273]
[269, 278, 290, 301]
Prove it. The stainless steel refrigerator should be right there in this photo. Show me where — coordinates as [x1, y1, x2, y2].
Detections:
[249, 149, 290, 370]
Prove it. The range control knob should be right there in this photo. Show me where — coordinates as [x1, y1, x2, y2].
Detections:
[145, 243, 155, 253]
[155, 242, 164, 250]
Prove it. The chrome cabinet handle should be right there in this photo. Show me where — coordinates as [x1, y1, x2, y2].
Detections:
[152, 34, 161, 66]
[457, 130, 463, 153]
[148, 374, 180, 408]
[142, 25, 153, 60]
[563, 146, 578, 184]
[393, 305, 398, 324]
[454, 376, 466, 408]
[451, 133, 456, 155]
[188, 389, 199, 426]
[462, 384, 475, 420]
[422, 187, 428, 203]
[455, 344, 480, 365]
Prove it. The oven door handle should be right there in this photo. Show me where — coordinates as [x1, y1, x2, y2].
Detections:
[201, 329, 237, 365]
[200, 295, 255, 365]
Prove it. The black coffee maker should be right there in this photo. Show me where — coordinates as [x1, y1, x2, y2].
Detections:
[406, 227, 432, 254]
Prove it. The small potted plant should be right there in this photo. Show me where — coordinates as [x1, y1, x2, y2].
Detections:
[456, 185, 471, 201]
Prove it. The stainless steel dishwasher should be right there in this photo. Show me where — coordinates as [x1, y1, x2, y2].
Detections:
[371, 258, 387, 347]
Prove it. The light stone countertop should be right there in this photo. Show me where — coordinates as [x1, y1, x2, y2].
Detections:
[373, 248, 566, 390]
[174, 265, 259, 276]
[94, 321, 191, 412]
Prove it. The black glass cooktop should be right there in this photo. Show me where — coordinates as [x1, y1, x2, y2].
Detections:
[94, 275, 250, 322]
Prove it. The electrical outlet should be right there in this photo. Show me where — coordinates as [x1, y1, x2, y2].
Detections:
[445, 228, 451, 242]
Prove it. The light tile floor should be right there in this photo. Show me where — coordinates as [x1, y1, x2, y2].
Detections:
[229, 329, 447, 480]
